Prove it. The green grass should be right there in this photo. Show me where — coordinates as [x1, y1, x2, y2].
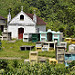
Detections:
[0, 40, 35, 59]
[38, 51, 55, 58]
[0, 40, 55, 59]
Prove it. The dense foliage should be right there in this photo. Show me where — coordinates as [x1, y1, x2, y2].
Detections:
[0, 60, 75, 75]
[0, 0, 75, 37]
[69, 60, 75, 68]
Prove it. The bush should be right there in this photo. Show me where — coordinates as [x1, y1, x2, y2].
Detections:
[12, 60, 18, 68]
[0, 60, 8, 70]
[69, 60, 75, 68]
[0, 60, 70, 75]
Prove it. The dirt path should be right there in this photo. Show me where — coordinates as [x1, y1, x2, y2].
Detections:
[0, 56, 51, 60]
[38, 56, 50, 59]
[0, 57, 21, 60]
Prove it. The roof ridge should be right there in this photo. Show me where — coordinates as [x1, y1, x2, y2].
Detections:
[25, 13, 46, 25]
[0, 16, 6, 20]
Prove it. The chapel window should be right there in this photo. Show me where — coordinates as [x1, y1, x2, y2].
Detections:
[20, 15, 24, 20]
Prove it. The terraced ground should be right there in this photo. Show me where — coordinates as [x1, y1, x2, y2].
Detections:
[0, 40, 55, 59]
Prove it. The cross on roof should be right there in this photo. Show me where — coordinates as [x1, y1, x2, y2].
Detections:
[21, 6, 23, 11]
[9, 9, 10, 12]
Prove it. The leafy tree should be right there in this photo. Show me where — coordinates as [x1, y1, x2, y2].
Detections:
[0, 0, 75, 37]
[69, 60, 75, 68]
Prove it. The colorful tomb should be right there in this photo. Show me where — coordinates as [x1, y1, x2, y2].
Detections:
[69, 44, 75, 52]
[40, 29, 63, 45]
[29, 51, 38, 64]
[65, 38, 72, 44]
[65, 51, 75, 66]
[56, 46, 65, 64]
[32, 33, 40, 42]
[71, 38, 75, 44]
[49, 58, 58, 64]
[42, 41, 57, 51]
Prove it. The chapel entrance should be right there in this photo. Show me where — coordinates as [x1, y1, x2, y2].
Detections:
[18, 28, 24, 39]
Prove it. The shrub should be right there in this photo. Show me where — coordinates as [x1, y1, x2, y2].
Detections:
[0, 60, 8, 70]
[12, 60, 18, 68]
[69, 60, 75, 68]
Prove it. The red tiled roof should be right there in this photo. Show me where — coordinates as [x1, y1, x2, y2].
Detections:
[26, 13, 46, 25]
[0, 16, 6, 20]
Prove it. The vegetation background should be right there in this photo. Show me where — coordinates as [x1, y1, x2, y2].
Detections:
[0, 59, 75, 75]
[0, 0, 75, 74]
[0, 0, 75, 37]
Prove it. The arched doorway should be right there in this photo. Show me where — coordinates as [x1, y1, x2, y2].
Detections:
[18, 28, 24, 39]
[47, 32, 52, 41]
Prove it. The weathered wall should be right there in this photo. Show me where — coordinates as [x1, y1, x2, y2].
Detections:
[0, 20, 6, 25]
[36, 25, 46, 32]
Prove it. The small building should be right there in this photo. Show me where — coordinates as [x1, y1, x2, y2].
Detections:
[40, 29, 63, 44]
[47, 29, 63, 45]
[65, 51, 75, 66]
[7, 7, 46, 39]
[23, 33, 32, 42]
[49, 58, 58, 64]
[65, 38, 72, 44]
[29, 51, 38, 64]
[42, 41, 57, 51]
[60, 42, 67, 51]
[36, 42, 42, 47]
[36, 42, 42, 51]
[32, 33, 40, 42]
[0, 32, 11, 40]
[0, 16, 6, 32]
[52, 31, 63, 45]
[56, 46, 65, 64]
[71, 38, 75, 44]
[40, 31, 47, 42]
[20, 45, 34, 51]
[69, 44, 75, 52]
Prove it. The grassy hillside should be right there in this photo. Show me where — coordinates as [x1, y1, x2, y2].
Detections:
[0, 40, 55, 59]
[0, 40, 35, 59]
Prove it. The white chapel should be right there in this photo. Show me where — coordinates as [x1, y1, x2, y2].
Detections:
[7, 6, 46, 39]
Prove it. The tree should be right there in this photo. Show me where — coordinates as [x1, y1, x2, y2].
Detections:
[69, 61, 75, 68]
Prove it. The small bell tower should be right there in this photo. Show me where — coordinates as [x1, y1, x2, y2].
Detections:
[7, 9, 11, 23]
[21, 6, 23, 12]
[33, 10, 37, 24]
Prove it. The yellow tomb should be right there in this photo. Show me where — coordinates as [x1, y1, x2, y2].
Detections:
[49, 58, 58, 64]
[65, 38, 72, 44]
[29, 51, 38, 64]
[71, 38, 75, 44]
[36, 47, 42, 51]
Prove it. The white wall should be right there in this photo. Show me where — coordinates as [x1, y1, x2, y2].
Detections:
[36, 25, 46, 32]
[8, 25, 35, 39]
[8, 25, 18, 39]
[25, 26, 35, 33]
